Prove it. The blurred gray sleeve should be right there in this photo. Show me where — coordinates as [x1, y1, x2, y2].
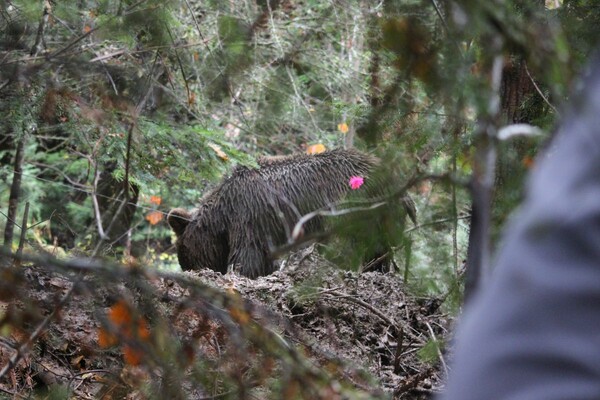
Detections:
[441, 62, 600, 400]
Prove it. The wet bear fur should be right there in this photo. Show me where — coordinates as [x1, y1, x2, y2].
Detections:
[168, 148, 412, 278]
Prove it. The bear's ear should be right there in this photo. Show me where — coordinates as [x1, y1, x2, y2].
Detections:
[167, 208, 191, 237]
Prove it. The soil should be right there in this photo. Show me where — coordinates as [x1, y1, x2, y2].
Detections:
[0, 250, 451, 399]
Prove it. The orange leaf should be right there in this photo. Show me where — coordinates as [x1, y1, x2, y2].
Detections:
[109, 300, 132, 326]
[136, 318, 151, 341]
[337, 122, 349, 134]
[97, 328, 117, 348]
[149, 195, 162, 205]
[102, 300, 153, 366]
[123, 345, 144, 366]
[83, 25, 92, 33]
[193, 52, 199, 61]
[306, 143, 326, 154]
[145, 211, 163, 225]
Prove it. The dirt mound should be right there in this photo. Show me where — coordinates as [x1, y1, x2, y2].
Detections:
[0, 252, 449, 399]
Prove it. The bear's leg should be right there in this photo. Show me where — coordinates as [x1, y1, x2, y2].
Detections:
[228, 243, 275, 279]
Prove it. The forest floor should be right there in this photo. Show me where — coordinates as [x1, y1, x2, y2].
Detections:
[0, 250, 451, 399]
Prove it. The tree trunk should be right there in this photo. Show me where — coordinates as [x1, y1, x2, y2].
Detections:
[3, 135, 25, 249]
[501, 57, 537, 124]
[494, 0, 546, 227]
[493, 56, 542, 233]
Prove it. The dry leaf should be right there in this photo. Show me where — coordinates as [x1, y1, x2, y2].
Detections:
[208, 142, 229, 160]
[97, 328, 117, 348]
[71, 355, 85, 367]
[306, 143, 326, 154]
[136, 318, 151, 340]
[123, 345, 144, 366]
[149, 195, 162, 205]
[145, 211, 163, 225]
[109, 300, 132, 326]
[100, 300, 152, 366]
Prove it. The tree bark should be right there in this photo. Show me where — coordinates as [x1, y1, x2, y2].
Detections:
[494, 0, 546, 216]
[500, 58, 537, 124]
[3, 136, 25, 249]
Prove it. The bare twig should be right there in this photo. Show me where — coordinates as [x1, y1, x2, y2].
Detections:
[165, 24, 193, 107]
[67, 369, 117, 391]
[359, 251, 390, 273]
[452, 143, 459, 276]
[393, 367, 436, 397]
[429, 0, 451, 39]
[29, 162, 89, 189]
[404, 215, 470, 234]
[524, 62, 559, 115]
[91, 167, 107, 240]
[291, 201, 387, 241]
[393, 327, 405, 374]
[92, 191, 128, 255]
[30, 0, 52, 56]
[425, 321, 448, 377]
[123, 124, 135, 202]
[184, 0, 203, 38]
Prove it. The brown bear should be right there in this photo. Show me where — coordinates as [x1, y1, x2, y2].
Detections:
[168, 148, 413, 278]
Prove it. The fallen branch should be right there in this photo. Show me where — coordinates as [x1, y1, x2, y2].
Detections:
[393, 366, 436, 397]
[324, 290, 424, 343]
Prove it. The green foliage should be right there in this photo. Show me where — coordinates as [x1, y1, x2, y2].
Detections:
[560, 0, 600, 66]
[418, 338, 444, 365]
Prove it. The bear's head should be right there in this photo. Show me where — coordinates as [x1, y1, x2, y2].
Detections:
[167, 208, 191, 237]
[167, 207, 229, 273]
